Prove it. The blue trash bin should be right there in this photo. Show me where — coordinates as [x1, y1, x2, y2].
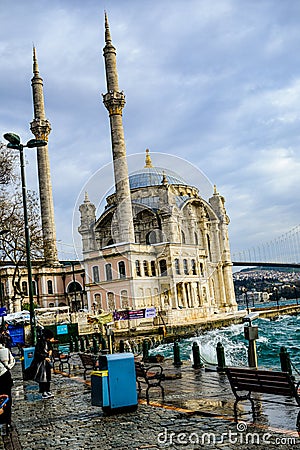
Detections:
[91, 353, 137, 413]
[22, 347, 35, 370]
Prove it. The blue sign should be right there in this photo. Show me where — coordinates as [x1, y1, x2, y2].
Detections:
[0, 307, 7, 317]
[56, 324, 68, 335]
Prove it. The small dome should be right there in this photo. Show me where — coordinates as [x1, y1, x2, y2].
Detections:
[129, 167, 187, 189]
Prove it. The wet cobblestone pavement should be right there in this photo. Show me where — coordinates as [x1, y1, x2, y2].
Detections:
[1, 354, 299, 449]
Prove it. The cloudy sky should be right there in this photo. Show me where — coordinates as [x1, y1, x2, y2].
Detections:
[1, 0, 300, 261]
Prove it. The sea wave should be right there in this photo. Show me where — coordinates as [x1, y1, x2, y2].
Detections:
[151, 314, 300, 371]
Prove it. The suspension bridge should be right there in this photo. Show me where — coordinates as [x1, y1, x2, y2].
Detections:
[231, 224, 300, 268]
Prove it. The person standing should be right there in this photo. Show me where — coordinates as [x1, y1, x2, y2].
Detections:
[32, 329, 55, 399]
[0, 334, 15, 433]
[1, 323, 12, 350]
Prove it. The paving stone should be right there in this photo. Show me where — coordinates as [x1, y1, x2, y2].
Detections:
[0, 356, 299, 449]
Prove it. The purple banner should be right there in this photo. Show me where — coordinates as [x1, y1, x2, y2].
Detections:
[113, 308, 146, 321]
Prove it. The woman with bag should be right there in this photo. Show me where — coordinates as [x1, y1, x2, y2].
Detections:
[0, 334, 15, 433]
[31, 329, 55, 399]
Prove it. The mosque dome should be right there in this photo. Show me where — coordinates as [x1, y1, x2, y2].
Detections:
[129, 167, 187, 189]
[129, 149, 187, 189]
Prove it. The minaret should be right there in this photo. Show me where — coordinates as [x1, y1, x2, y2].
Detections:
[30, 47, 59, 266]
[78, 192, 96, 253]
[102, 13, 135, 243]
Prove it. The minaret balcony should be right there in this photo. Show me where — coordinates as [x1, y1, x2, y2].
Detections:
[30, 118, 51, 141]
[103, 90, 126, 115]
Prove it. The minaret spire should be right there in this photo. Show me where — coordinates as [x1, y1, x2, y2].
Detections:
[104, 11, 112, 44]
[30, 46, 59, 266]
[102, 13, 135, 243]
[33, 46, 39, 77]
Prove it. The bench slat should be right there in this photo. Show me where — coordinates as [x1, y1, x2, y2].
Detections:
[232, 382, 294, 396]
[231, 377, 293, 389]
[229, 375, 291, 384]
[228, 368, 287, 376]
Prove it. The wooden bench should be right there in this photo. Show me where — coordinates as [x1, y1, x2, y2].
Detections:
[79, 353, 97, 380]
[226, 367, 300, 431]
[52, 349, 71, 375]
[135, 361, 165, 404]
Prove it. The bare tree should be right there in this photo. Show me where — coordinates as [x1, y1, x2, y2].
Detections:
[0, 143, 44, 310]
[0, 142, 17, 186]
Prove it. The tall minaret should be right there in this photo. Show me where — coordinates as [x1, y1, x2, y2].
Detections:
[102, 13, 135, 243]
[30, 47, 59, 266]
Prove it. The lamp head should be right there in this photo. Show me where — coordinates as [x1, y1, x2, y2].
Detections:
[6, 142, 21, 150]
[3, 133, 21, 146]
[26, 139, 47, 148]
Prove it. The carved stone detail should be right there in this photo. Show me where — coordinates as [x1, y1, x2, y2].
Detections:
[30, 118, 52, 141]
[103, 91, 125, 116]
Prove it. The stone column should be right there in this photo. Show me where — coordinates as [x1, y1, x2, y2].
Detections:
[182, 282, 188, 308]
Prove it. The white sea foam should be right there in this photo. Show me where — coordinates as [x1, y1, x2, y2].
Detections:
[152, 315, 299, 370]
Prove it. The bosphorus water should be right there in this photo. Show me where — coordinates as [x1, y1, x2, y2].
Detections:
[152, 310, 300, 373]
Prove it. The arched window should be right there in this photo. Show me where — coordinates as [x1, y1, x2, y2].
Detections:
[121, 290, 129, 309]
[146, 231, 156, 244]
[32, 280, 36, 296]
[92, 266, 100, 283]
[107, 292, 115, 310]
[207, 235, 212, 261]
[143, 260, 149, 276]
[146, 229, 164, 244]
[194, 232, 198, 245]
[175, 258, 180, 275]
[138, 288, 144, 306]
[118, 261, 126, 278]
[181, 230, 186, 244]
[47, 280, 53, 295]
[200, 263, 204, 276]
[135, 260, 141, 277]
[22, 281, 28, 296]
[105, 263, 112, 281]
[159, 259, 167, 277]
[67, 281, 82, 294]
[94, 293, 102, 310]
[150, 261, 156, 276]
[183, 259, 188, 275]
[191, 259, 197, 275]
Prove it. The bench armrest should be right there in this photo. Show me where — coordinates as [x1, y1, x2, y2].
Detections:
[145, 364, 164, 380]
[295, 380, 300, 406]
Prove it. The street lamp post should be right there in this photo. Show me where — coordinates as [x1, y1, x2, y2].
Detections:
[0, 230, 9, 308]
[3, 132, 47, 345]
[293, 285, 298, 306]
[273, 287, 279, 310]
[242, 287, 250, 314]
